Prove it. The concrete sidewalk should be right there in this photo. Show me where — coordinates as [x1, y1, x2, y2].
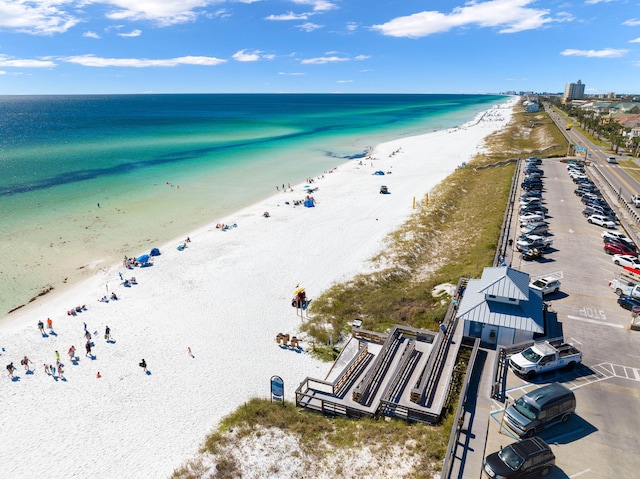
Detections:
[446, 347, 496, 479]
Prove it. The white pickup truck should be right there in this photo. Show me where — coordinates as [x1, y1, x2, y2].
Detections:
[509, 339, 582, 380]
[631, 195, 640, 207]
[609, 268, 640, 296]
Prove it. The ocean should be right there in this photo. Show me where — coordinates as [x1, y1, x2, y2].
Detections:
[0, 93, 507, 316]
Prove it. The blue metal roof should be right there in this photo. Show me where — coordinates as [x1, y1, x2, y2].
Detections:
[457, 267, 544, 333]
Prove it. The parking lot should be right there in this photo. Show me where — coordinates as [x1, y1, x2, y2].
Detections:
[484, 158, 640, 478]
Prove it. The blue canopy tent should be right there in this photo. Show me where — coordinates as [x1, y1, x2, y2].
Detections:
[150, 248, 161, 256]
[136, 254, 151, 266]
[304, 199, 315, 208]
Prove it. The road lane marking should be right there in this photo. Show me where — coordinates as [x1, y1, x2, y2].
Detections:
[567, 314, 624, 328]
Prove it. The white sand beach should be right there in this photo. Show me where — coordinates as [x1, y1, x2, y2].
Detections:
[0, 98, 517, 479]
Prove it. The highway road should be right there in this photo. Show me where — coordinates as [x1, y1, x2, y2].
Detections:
[548, 105, 640, 210]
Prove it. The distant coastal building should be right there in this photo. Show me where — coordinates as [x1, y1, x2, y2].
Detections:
[564, 80, 586, 102]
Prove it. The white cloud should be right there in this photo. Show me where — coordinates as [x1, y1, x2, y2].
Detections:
[372, 0, 563, 38]
[585, 0, 616, 4]
[560, 48, 628, 58]
[232, 49, 261, 62]
[353, 55, 369, 61]
[300, 56, 349, 64]
[0, 0, 79, 35]
[0, 55, 57, 68]
[61, 54, 226, 67]
[623, 18, 640, 27]
[102, 0, 211, 26]
[0, 70, 5, 75]
[345, 22, 358, 32]
[266, 12, 308, 20]
[278, 71, 305, 75]
[297, 22, 322, 32]
[291, 0, 337, 12]
[630, 38, 640, 44]
[84, 31, 101, 39]
[117, 29, 142, 37]
[337, 79, 352, 83]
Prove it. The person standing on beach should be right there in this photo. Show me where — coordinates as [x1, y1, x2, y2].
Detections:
[7, 362, 16, 378]
[38, 320, 45, 335]
[85, 340, 92, 357]
[44, 363, 50, 375]
[55, 350, 60, 362]
[57, 361, 64, 379]
[85, 330, 92, 341]
[139, 359, 147, 373]
[68, 346, 76, 361]
[20, 356, 32, 372]
[105, 326, 111, 341]
[47, 318, 53, 331]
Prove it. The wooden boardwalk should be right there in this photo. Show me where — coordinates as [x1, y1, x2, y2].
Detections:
[296, 320, 463, 423]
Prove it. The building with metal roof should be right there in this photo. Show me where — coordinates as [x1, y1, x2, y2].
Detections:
[457, 266, 545, 346]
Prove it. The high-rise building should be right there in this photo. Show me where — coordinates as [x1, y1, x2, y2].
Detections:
[563, 80, 585, 101]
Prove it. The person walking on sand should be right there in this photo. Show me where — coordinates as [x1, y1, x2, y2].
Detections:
[55, 350, 60, 362]
[68, 345, 76, 360]
[85, 340, 92, 357]
[105, 325, 111, 341]
[57, 361, 64, 379]
[139, 359, 147, 373]
[44, 363, 50, 375]
[7, 362, 16, 378]
[38, 320, 45, 335]
[20, 355, 32, 372]
[85, 330, 92, 341]
[47, 318, 53, 331]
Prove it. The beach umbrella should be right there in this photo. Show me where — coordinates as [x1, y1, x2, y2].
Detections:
[136, 254, 150, 264]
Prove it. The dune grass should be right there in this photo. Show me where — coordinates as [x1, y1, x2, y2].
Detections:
[171, 103, 569, 479]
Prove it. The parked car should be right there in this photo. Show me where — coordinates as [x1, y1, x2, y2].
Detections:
[575, 186, 599, 196]
[529, 276, 561, 296]
[604, 236, 637, 252]
[580, 192, 602, 204]
[631, 195, 640, 207]
[583, 206, 616, 220]
[618, 295, 640, 311]
[483, 437, 555, 479]
[504, 383, 576, 438]
[519, 213, 545, 224]
[516, 235, 553, 252]
[602, 230, 634, 246]
[612, 254, 640, 268]
[521, 222, 549, 235]
[527, 156, 542, 165]
[520, 190, 542, 200]
[588, 215, 616, 228]
[605, 242, 638, 256]
[520, 204, 548, 215]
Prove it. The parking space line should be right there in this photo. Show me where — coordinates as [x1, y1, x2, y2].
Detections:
[566, 314, 624, 328]
[569, 469, 592, 478]
[545, 427, 586, 444]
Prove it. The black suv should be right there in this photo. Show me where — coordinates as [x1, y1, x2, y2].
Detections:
[483, 437, 555, 478]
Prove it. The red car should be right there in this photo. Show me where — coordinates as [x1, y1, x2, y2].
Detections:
[605, 242, 638, 256]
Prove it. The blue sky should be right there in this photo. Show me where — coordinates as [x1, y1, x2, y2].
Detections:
[0, 0, 638, 95]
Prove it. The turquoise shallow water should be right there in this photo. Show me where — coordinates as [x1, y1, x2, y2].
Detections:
[0, 93, 507, 316]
